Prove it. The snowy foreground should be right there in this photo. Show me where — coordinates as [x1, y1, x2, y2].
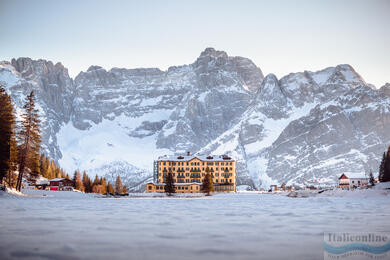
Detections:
[1, 190, 390, 260]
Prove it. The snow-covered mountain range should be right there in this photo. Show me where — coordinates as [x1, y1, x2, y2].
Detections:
[1, 48, 389, 190]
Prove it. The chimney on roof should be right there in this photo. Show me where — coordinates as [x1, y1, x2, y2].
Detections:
[187, 151, 190, 156]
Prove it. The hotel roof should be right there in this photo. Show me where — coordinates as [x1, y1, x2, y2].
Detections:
[157, 154, 234, 162]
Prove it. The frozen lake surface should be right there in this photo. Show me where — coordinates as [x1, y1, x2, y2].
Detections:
[1, 190, 390, 260]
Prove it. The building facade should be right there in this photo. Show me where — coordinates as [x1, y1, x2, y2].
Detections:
[338, 174, 369, 189]
[49, 178, 74, 191]
[147, 153, 236, 193]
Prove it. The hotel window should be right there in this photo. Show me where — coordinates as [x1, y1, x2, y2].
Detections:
[186, 162, 189, 166]
[186, 173, 189, 177]
[230, 167, 232, 170]
[163, 162, 166, 165]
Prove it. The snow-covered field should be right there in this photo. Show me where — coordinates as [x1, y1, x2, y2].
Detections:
[1, 190, 390, 260]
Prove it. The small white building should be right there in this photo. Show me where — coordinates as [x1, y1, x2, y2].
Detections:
[349, 177, 369, 188]
[338, 173, 369, 189]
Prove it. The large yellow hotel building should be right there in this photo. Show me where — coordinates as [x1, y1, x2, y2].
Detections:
[146, 153, 236, 193]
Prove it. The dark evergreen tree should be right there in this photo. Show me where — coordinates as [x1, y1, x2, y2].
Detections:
[384, 146, 390, 182]
[16, 91, 41, 191]
[378, 152, 386, 182]
[115, 174, 122, 194]
[0, 88, 16, 186]
[369, 171, 375, 187]
[72, 171, 77, 187]
[164, 171, 175, 196]
[202, 167, 213, 195]
[82, 171, 92, 193]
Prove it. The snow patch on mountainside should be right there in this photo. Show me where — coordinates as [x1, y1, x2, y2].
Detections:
[57, 111, 172, 174]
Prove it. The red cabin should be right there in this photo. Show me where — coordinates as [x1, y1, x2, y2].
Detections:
[49, 178, 74, 191]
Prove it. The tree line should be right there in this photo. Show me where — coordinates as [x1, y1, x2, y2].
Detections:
[73, 170, 126, 194]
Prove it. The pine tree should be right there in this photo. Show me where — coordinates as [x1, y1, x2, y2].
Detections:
[107, 182, 114, 194]
[6, 135, 18, 188]
[16, 91, 41, 191]
[92, 174, 99, 191]
[122, 185, 128, 194]
[379, 152, 386, 182]
[202, 167, 213, 195]
[369, 170, 375, 187]
[27, 152, 40, 181]
[100, 177, 107, 194]
[384, 146, 390, 182]
[0, 87, 16, 186]
[164, 171, 175, 196]
[74, 171, 84, 191]
[115, 174, 122, 194]
[82, 171, 92, 193]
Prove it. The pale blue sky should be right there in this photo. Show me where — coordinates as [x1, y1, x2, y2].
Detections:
[0, 0, 389, 87]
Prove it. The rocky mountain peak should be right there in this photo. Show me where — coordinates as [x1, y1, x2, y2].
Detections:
[193, 48, 263, 92]
[87, 65, 104, 72]
[11, 57, 69, 80]
[199, 47, 228, 59]
[253, 73, 289, 118]
[329, 64, 366, 86]
[380, 83, 390, 97]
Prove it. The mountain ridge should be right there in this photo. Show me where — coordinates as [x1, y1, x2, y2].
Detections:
[1, 48, 389, 191]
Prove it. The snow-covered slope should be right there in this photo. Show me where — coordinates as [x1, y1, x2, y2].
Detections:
[1, 48, 389, 190]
